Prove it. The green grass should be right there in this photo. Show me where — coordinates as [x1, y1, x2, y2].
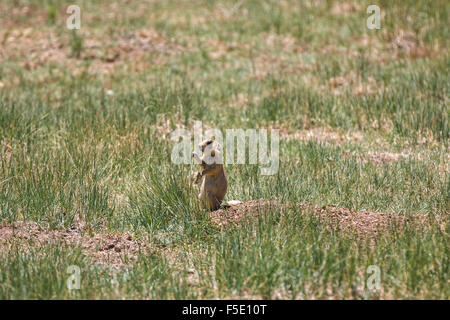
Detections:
[0, 0, 448, 299]
[0, 243, 193, 299]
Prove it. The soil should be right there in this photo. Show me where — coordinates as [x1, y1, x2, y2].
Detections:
[210, 199, 444, 242]
[0, 199, 444, 263]
[0, 222, 151, 268]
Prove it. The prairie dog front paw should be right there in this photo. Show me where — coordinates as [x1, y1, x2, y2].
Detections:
[192, 152, 202, 164]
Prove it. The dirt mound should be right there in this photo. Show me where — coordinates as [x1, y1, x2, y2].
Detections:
[211, 199, 440, 240]
[1, 200, 443, 262]
[0, 222, 150, 267]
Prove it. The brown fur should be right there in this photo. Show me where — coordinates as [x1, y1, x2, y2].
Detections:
[192, 139, 227, 211]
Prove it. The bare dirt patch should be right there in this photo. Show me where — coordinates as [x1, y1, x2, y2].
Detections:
[0, 4, 46, 28]
[331, 1, 362, 16]
[116, 28, 186, 60]
[278, 126, 364, 144]
[0, 27, 185, 74]
[211, 199, 443, 242]
[321, 30, 441, 66]
[342, 150, 410, 165]
[0, 29, 66, 70]
[0, 222, 151, 268]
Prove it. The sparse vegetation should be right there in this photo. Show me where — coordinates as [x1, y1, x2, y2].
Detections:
[0, 0, 448, 299]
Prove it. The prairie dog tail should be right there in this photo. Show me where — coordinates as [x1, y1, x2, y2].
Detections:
[221, 200, 243, 208]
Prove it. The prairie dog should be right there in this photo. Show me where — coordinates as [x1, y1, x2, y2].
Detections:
[192, 139, 227, 211]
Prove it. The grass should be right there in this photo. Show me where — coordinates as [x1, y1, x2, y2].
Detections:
[0, 243, 192, 299]
[0, 0, 448, 299]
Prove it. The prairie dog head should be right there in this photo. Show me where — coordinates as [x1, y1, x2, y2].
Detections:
[199, 139, 222, 153]
[194, 139, 223, 165]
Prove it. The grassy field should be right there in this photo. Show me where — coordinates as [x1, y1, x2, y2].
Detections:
[0, 0, 448, 299]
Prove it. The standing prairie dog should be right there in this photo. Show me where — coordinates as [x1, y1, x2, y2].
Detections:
[192, 139, 227, 211]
